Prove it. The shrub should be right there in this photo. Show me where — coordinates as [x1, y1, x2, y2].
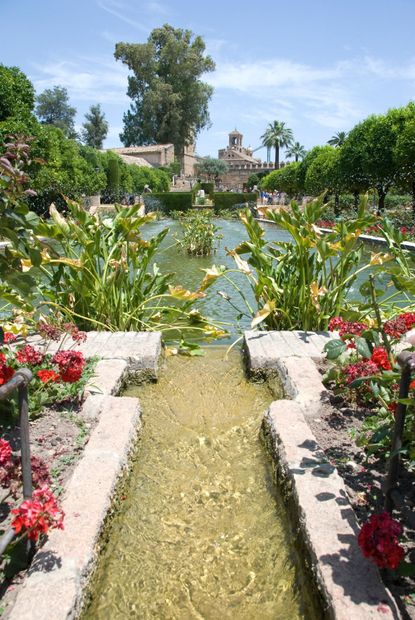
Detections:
[150, 192, 192, 213]
[213, 193, 256, 213]
[176, 210, 222, 256]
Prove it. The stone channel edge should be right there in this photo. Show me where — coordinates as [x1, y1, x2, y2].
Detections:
[245, 330, 401, 619]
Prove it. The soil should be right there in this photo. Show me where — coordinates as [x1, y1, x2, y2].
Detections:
[0, 402, 97, 617]
[309, 360, 415, 620]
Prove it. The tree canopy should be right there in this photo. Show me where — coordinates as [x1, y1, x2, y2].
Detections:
[81, 104, 109, 149]
[0, 65, 35, 122]
[115, 24, 215, 161]
[195, 157, 228, 181]
[36, 86, 77, 137]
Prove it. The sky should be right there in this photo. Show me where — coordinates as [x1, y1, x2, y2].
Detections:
[3, 0, 415, 161]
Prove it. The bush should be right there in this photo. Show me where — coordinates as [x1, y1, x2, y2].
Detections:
[150, 192, 192, 213]
[213, 192, 256, 213]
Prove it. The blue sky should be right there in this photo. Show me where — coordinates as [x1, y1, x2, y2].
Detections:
[3, 0, 415, 161]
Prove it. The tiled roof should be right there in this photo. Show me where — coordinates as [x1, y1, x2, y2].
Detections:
[108, 144, 174, 154]
[117, 154, 153, 167]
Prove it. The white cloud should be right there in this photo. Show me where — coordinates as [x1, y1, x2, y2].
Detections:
[96, 0, 148, 32]
[31, 56, 129, 105]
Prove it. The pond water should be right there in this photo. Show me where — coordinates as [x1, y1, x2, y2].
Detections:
[83, 348, 320, 619]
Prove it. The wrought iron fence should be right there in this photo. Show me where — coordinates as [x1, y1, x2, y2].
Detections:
[0, 367, 33, 555]
[384, 350, 415, 527]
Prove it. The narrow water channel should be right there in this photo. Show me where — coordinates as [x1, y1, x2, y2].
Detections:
[83, 348, 317, 619]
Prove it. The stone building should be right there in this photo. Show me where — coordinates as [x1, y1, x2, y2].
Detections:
[218, 129, 276, 190]
[104, 144, 198, 176]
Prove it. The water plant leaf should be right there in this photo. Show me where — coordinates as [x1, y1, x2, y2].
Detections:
[226, 249, 251, 274]
[198, 265, 227, 291]
[251, 301, 275, 328]
[168, 285, 205, 301]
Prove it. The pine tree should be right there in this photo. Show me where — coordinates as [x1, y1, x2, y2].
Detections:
[81, 104, 109, 149]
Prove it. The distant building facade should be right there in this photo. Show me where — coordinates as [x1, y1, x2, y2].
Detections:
[104, 143, 198, 176]
[217, 129, 277, 190]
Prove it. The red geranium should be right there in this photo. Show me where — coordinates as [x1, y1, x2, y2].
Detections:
[0, 362, 14, 385]
[0, 439, 12, 466]
[344, 360, 379, 384]
[384, 313, 415, 339]
[11, 485, 64, 541]
[16, 345, 44, 366]
[52, 350, 85, 383]
[358, 512, 405, 569]
[36, 369, 60, 384]
[3, 332, 17, 344]
[328, 316, 367, 341]
[370, 347, 392, 371]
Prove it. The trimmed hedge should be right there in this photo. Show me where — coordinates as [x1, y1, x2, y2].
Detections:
[213, 192, 257, 213]
[150, 192, 192, 213]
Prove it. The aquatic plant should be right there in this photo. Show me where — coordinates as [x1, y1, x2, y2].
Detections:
[176, 209, 222, 256]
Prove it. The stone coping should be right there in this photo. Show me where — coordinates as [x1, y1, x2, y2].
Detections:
[7, 332, 162, 620]
[245, 330, 401, 619]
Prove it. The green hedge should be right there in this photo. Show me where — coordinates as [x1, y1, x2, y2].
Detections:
[213, 192, 257, 213]
[151, 192, 192, 213]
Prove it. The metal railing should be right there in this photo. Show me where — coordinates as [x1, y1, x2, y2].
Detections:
[384, 350, 415, 525]
[0, 367, 33, 555]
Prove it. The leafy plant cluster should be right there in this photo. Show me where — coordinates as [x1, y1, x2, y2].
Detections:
[214, 197, 379, 331]
[176, 210, 222, 256]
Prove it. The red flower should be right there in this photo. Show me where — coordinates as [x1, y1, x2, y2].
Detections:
[36, 369, 60, 384]
[16, 345, 44, 366]
[0, 363, 14, 385]
[409, 380, 415, 390]
[370, 347, 392, 371]
[358, 512, 405, 569]
[52, 350, 85, 383]
[384, 313, 415, 339]
[0, 439, 12, 466]
[328, 316, 367, 341]
[3, 333, 16, 344]
[344, 360, 379, 384]
[11, 485, 64, 541]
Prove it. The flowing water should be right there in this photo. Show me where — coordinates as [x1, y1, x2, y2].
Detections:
[83, 348, 319, 619]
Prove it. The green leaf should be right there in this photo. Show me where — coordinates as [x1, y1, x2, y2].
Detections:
[324, 339, 346, 359]
[355, 337, 371, 359]
[398, 562, 415, 577]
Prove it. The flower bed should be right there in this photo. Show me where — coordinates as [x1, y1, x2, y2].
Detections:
[0, 321, 97, 612]
[318, 313, 415, 616]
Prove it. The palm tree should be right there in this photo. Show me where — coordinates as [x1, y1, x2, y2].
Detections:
[327, 131, 347, 147]
[285, 141, 306, 162]
[261, 121, 293, 168]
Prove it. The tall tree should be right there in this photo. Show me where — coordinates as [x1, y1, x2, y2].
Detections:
[285, 141, 306, 162]
[327, 131, 347, 147]
[81, 104, 109, 149]
[36, 86, 77, 137]
[115, 24, 215, 162]
[339, 114, 397, 213]
[261, 121, 293, 168]
[0, 65, 35, 122]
